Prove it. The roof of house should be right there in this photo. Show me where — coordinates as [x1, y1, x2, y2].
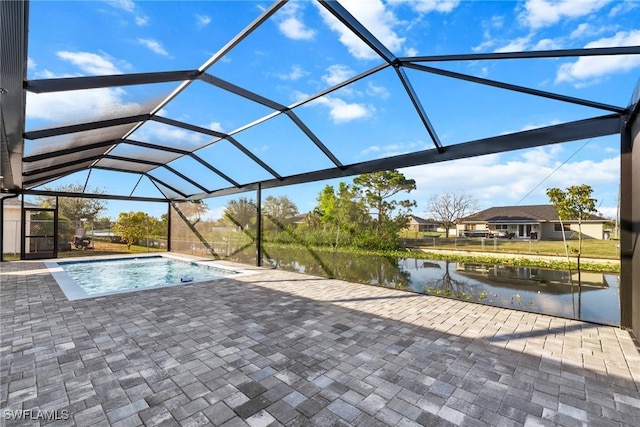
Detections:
[2, 197, 39, 208]
[460, 205, 607, 223]
[407, 215, 439, 225]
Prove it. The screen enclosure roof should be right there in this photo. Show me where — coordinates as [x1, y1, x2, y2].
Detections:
[1, 0, 639, 202]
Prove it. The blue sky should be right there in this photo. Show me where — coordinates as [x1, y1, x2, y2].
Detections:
[23, 0, 640, 221]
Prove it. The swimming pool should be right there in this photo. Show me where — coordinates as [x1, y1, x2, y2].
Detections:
[46, 254, 243, 300]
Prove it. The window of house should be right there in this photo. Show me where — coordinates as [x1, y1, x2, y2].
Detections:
[554, 223, 571, 232]
[494, 224, 508, 230]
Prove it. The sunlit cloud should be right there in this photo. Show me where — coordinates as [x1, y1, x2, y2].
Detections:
[403, 148, 619, 210]
[472, 39, 496, 53]
[556, 30, 640, 85]
[518, 0, 612, 30]
[322, 65, 356, 86]
[107, 0, 135, 13]
[570, 23, 617, 39]
[494, 35, 533, 53]
[316, 0, 404, 60]
[27, 87, 142, 123]
[57, 51, 122, 75]
[277, 65, 309, 81]
[387, 0, 460, 13]
[533, 38, 563, 50]
[360, 140, 430, 157]
[502, 120, 563, 135]
[408, 0, 461, 13]
[571, 23, 593, 39]
[276, 2, 316, 40]
[404, 47, 418, 57]
[310, 95, 374, 123]
[367, 82, 390, 99]
[137, 38, 169, 56]
[135, 15, 149, 26]
[472, 15, 504, 52]
[132, 121, 208, 146]
[196, 14, 211, 29]
[106, 0, 148, 26]
[609, 1, 638, 17]
[209, 121, 224, 133]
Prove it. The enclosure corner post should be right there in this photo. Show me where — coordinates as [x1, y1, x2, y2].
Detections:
[256, 183, 262, 267]
[167, 201, 172, 252]
[619, 80, 639, 340]
[20, 196, 25, 260]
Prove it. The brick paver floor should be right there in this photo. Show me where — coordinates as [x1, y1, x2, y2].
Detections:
[1, 259, 639, 426]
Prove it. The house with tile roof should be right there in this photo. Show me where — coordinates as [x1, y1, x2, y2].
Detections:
[456, 205, 608, 240]
[404, 215, 441, 233]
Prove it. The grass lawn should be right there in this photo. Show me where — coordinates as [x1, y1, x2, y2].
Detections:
[2, 241, 166, 261]
[410, 237, 619, 259]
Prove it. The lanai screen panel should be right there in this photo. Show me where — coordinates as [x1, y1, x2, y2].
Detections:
[230, 113, 339, 177]
[164, 156, 237, 193]
[204, 1, 379, 107]
[1, 0, 636, 200]
[291, 65, 437, 165]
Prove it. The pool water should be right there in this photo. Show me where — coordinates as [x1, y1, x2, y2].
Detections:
[55, 256, 238, 297]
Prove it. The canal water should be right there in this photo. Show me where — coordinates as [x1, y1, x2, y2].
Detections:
[228, 246, 620, 326]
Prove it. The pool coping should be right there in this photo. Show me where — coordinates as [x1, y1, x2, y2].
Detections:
[45, 252, 259, 301]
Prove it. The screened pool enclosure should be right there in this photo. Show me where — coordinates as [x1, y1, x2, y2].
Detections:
[1, 1, 639, 336]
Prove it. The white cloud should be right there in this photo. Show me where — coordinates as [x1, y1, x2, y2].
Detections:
[598, 206, 617, 219]
[277, 65, 308, 81]
[132, 121, 208, 146]
[571, 23, 592, 39]
[608, 0, 638, 17]
[137, 38, 169, 56]
[106, 0, 147, 26]
[310, 96, 373, 123]
[108, 0, 135, 13]
[196, 14, 211, 28]
[409, 0, 461, 13]
[570, 23, 617, 39]
[316, 0, 404, 60]
[57, 51, 122, 75]
[403, 151, 619, 210]
[367, 82, 390, 99]
[404, 47, 418, 57]
[519, 145, 565, 166]
[533, 38, 563, 50]
[322, 65, 356, 86]
[28, 57, 37, 70]
[360, 140, 430, 158]
[494, 35, 533, 53]
[27, 87, 142, 123]
[209, 121, 224, 133]
[472, 39, 496, 53]
[472, 15, 505, 52]
[276, 2, 316, 40]
[387, 0, 460, 14]
[555, 30, 640, 85]
[360, 145, 381, 155]
[518, 0, 612, 30]
[135, 15, 149, 26]
[503, 119, 563, 135]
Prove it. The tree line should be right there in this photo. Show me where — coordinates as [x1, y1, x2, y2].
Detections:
[220, 170, 418, 250]
[35, 174, 480, 251]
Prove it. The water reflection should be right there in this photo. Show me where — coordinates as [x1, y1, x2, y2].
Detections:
[228, 246, 620, 326]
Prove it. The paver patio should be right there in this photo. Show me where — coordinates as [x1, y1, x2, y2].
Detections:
[1, 259, 639, 426]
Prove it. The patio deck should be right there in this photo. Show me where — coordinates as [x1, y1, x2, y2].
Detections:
[1, 259, 639, 426]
